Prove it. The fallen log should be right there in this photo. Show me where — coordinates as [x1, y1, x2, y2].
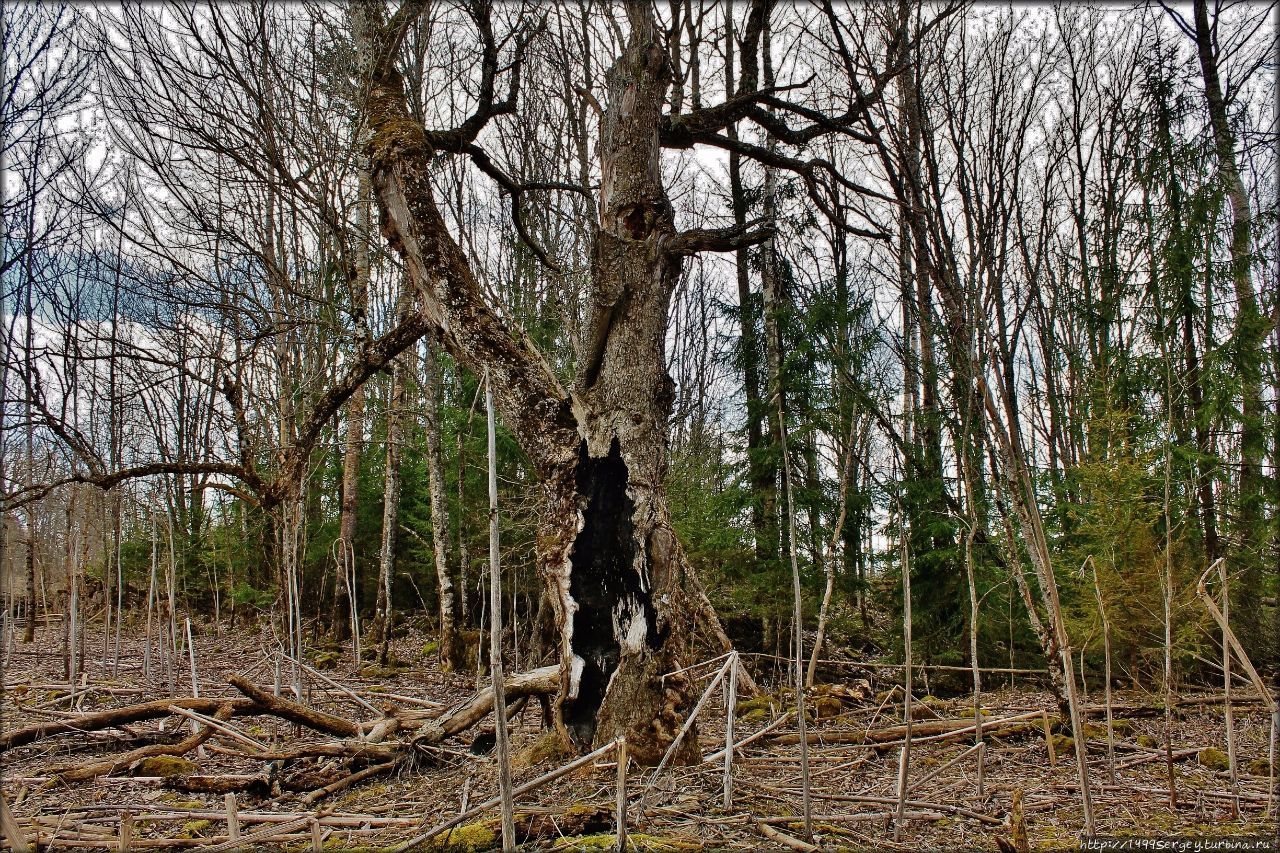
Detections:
[410, 665, 559, 746]
[771, 711, 1042, 747]
[227, 676, 362, 738]
[300, 760, 397, 805]
[1082, 694, 1269, 718]
[755, 818, 818, 851]
[51, 705, 233, 783]
[0, 698, 258, 751]
[165, 775, 273, 796]
[213, 740, 400, 762]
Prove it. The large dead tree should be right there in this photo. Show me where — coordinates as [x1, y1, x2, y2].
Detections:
[348, 0, 912, 760]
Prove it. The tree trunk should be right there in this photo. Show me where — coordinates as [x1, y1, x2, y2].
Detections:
[371, 328, 406, 663]
[422, 335, 461, 670]
[350, 0, 722, 764]
[1191, 0, 1264, 661]
[336, 169, 372, 652]
[724, 15, 777, 577]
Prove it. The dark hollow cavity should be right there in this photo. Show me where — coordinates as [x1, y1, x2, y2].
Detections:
[562, 438, 660, 748]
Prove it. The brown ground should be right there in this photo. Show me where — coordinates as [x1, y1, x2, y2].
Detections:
[1, 619, 1276, 851]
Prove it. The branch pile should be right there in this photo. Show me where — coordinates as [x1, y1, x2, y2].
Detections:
[2, 666, 560, 805]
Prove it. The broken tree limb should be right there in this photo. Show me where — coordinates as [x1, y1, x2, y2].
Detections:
[166, 705, 268, 753]
[286, 654, 382, 717]
[52, 704, 233, 783]
[0, 697, 257, 751]
[908, 741, 985, 794]
[1196, 561, 1277, 712]
[1197, 558, 1279, 816]
[300, 760, 397, 806]
[704, 711, 796, 764]
[410, 665, 559, 746]
[755, 818, 818, 852]
[0, 789, 31, 853]
[228, 675, 361, 738]
[215, 740, 399, 762]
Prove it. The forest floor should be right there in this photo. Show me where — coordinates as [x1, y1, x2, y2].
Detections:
[1, 619, 1277, 851]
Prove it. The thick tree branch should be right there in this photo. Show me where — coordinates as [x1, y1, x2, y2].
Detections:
[668, 219, 775, 256]
[422, 2, 539, 153]
[350, 0, 578, 476]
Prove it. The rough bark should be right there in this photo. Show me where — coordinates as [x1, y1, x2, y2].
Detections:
[228, 675, 361, 738]
[349, 0, 723, 764]
[51, 704, 234, 783]
[410, 665, 560, 746]
[344, 0, 794, 760]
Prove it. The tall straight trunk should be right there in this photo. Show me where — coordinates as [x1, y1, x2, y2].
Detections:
[422, 336, 460, 670]
[22, 256, 36, 644]
[373, 344, 406, 664]
[895, 47, 961, 662]
[724, 14, 777, 576]
[1192, 0, 1264, 659]
[336, 170, 372, 654]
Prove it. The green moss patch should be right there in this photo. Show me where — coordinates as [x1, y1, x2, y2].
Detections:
[133, 755, 199, 777]
[179, 819, 212, 839]
[1197, 747, 1230, 772]
[513, 731, 572, 770]
[430, 821, 497, 851]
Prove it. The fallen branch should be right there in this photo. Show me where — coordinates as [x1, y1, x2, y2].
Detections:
[755, 818, 818, 851]
[217, 740, 399, 762]
[409, 664, 559, 745]
[300, 760, 397, 805]
[195, 814, 314, 853]
[0, 698, 257, 751]
[51, 704, 233, 783]
[166, 706, 268, 753]
[228, 675, 363, 738]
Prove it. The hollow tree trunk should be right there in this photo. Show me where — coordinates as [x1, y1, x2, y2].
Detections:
[553, 3, 699, 763]
[350, 0, 725, 765]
